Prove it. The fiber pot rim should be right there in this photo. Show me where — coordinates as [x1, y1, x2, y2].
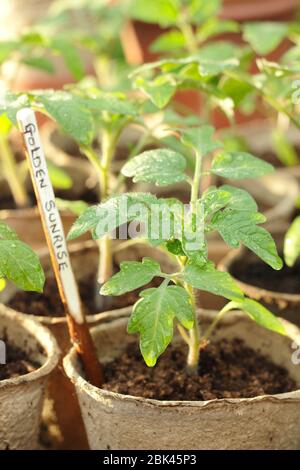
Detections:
[0, 304, 60, 389]
[219, 248, 300, 303]
[63, 309, 300, 409]
[0, 206, 77, 227]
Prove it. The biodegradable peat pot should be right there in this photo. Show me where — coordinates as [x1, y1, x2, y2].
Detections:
[64, 310, 300, 450]
[0, 207, 82, 250]
[0, 304, 59, 450]
[219, 236, 300, 328]
[0, 240, 176, 449]
[0, 146, 96, 250]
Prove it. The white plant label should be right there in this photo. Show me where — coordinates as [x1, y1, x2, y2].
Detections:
[17, 108, 84, 324]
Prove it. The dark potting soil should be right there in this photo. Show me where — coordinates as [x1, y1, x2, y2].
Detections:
[8, 272, 162, 317]
[103, 339, 296, 400]
[231, 259, 300, 295]
[0, 342, 39, 381]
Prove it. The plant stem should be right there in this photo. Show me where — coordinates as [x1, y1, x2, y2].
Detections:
[186, 283, 201, 374]
[202, 302, 236, 341]
[177, 324, 191, 346]
[97, 128, 120, 286]
[179, 21, 198, 55]
[0, 133, 29, 208]
[97, 236, 113, 284]
[113, 127, 151, 194]
[190, 150, 202, 216]
[185, 149, 203, 374]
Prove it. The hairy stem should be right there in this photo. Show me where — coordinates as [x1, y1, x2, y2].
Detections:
[190, 150, 202, 215]
[185, 149, 203, 374]
[179, 20, 198, 55]
[186, 284, 201, 374]
[97, 127, 124, 287]
[0, 133, 29, 208]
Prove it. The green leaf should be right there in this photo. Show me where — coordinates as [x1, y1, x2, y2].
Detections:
[197, 17, 240, 42]
[197, 57, 239, 77]
[165, 238, 185, 256]
[129, 0, 179, 26]
[0, 40, 18, 64]
[220, 185, 258, 211]
[243, 22, 288, 55]
[0, 92, 30, 125]
[55, 198, 88, 217]
[128, 284, 194, 367]
[201, 185, 257, 220]
[67, 192, 160, 241]
[188, 0, 221, 25]
[21, 56, 54, 73]
[211, 209, 283, 270]
[220, 77, 253, 107]
[67, 205, 98, 240]
[101, 258, 162, 296]
[284, 216, 300, 267]
[0, 222, 44, 292]
[197, 42, 239, 61]
[135, 75, 176, 109]
[0, 221, 18, 240]
[180, 126, 222, 156]
[82, 93, 138, 116]
[182, 261, 244, 301]
[47, 160, 73, 190]
[234, 298, 286, 335]
[150, 30, 186, 53]
[211, 151, 274, 179]
[37, 91, 94, 145]
[200, 187, 232, 219]
[50, 38, 84, 80]
[121, 149, 187, 186]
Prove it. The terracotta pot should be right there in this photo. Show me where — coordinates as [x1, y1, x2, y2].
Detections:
[0, 240, 176, 449]
[0, 304, 59, 450]
[221, 0, 300, 21]
[123, 0, 298, 64]
[64, 309, 300, 450]
[219, 230, 300, 327]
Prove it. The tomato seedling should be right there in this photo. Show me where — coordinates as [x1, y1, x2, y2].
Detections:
[69, 125, 285, 372]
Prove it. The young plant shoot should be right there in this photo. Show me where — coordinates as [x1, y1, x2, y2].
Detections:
[68, 126, 285, 373]
[129, 0, 240, 57]
[1, 87, 145, 292]
[0, 94, 74, 208]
